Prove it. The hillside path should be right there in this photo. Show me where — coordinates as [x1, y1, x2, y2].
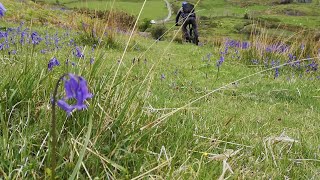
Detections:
[153, 0, 172, 24]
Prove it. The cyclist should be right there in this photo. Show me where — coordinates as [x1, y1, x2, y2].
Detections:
[175, 1, 198, 45]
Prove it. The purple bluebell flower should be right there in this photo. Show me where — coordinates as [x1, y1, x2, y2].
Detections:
[57, 74, 93, 115]
[161, 74, 165, 80]
[242, 41, 249, 49]
[271, 60, 280, 78]
[57, 100, 74, 115]
[251, 59, 259, 65]
[0, 3, 6, 17]
[266, 47, 272, 53]
[216, 56, 225, 67]
[306, 61, 318, 72]
[48, 57, 60, 71]
[0, 31, 7, 38]
[92, 44, 96, 52]
[74, 46, 84, 58]
[8, 50, 16, 55]
[20, 30, 28, 44]
[90, 57, 94, 64]
[31, 31, 42, 45]
[274, 68, 279, 78]
[69, 39, 75, 46]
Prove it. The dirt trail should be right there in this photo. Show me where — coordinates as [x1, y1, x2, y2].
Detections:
[153, 0, 172, 24]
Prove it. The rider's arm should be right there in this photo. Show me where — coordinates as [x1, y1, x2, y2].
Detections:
[175, 8, 182, 24]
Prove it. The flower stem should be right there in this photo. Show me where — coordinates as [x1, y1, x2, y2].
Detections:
[216, 66, 220, 81]
[51, 74, 66, 180]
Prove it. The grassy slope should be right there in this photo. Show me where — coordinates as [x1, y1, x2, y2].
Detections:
[168, 0, 320, 40]
[0, 0, 320, 179]
[43, 0, 168, 20]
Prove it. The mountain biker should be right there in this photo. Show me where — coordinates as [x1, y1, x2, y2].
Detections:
[175, 1, 199, 45]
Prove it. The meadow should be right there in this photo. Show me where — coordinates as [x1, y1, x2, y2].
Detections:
[0, 0, 320, 179]
[43, 0, 168, 20]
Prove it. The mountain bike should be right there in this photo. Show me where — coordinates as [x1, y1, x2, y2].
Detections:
[186, 23, 198, 45]
[176, 23, 198, 45]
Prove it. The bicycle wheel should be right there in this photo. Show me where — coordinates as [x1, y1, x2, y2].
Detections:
[191, 27, 198, 45]
[188, 24, 194, 43]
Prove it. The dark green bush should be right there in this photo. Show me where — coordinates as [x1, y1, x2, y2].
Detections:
[138, 18, 151, 32]
[150, 25, 167, 40]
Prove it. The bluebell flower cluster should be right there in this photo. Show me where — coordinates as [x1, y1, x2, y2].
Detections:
[216, 56, 225, 68]
[198, 39, 319, 81]
[57, 74, 93, 116]
[0, 3, 6, 17]
[31, 32, 42, 45]
[48, 57, 60, 71]
[0, 24, 97, 70]
[74, 46, 84, 58]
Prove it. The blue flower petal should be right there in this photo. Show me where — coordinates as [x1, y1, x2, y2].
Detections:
[57, 99, 75, 116]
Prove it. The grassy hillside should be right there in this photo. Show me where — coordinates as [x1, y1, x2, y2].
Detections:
[41, 0, 168, 20]
[0, 0, 319, 179]
[169, 0, 320, 40]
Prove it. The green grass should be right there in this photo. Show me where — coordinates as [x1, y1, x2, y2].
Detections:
[0, 0, 320, 179]
[169, 0, 320, 40]
[62, 0, 168, 20]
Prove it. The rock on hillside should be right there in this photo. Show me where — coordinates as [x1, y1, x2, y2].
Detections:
[296, 0, 312, 2]
[280, 0, 293, 4]
[280, 0, 312, 3]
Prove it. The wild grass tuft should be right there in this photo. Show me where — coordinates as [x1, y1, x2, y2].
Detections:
[0, 0, 319, 179]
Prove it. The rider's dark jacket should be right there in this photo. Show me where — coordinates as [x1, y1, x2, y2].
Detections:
[175, 7, 196, 25]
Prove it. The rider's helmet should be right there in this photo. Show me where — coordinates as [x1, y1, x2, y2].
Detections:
[182, 1, 188, 5]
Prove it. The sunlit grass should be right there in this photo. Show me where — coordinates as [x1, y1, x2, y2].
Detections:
[64, 0, 167, 20]
[0, 0, 319, 179]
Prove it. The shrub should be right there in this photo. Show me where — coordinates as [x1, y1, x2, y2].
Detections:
[171, 3, 180, 14]
[138, 18, 151, 32]
[244, 13, 250, 19]
[150, 25, 167, 40]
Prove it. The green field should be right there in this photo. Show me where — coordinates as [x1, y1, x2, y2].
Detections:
[42, 0, 168, 20]
[0, 0, 320, 179]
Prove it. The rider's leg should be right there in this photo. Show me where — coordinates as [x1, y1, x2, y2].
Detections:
[190, 17, 199, 45]
[182, 19, 190, 41]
